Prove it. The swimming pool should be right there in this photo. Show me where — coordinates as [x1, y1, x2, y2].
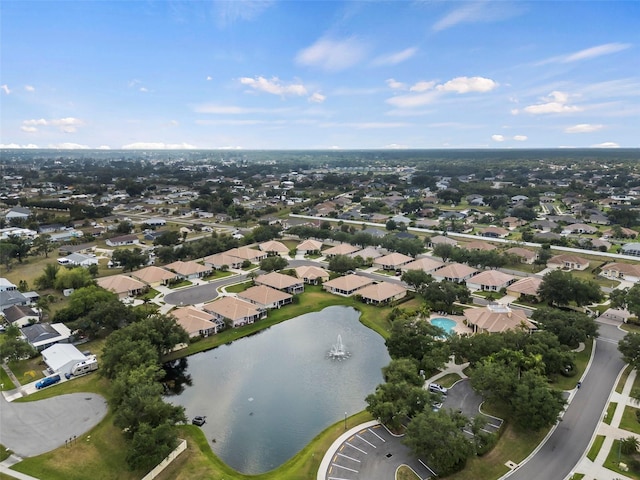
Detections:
[430, 317, 457, 335]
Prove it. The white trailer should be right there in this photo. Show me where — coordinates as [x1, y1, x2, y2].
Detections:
[69, 355, 98, 377]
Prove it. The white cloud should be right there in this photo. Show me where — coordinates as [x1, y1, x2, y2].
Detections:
[206, 76, 213, 81]
[491, 134, 505, 142]
[21, 117, 84, 133]
[0, 143, 39, 149]
[591, 142, 619, 148]
[372, 47, 417, 66]
[320, 122, 409, 129]
[410, 81, 436, 92]
[565, 124, 604, 134]
[139, 87, 149, 93]
[386, 76, 497, 108]
[433, 1, 523, 32]
[239, 76, 307, 97]
[296, 36, 368, 71]
[437, 76, 498, 93]
[121, 142, 197, 150]
[382, 143, 409, 149]
[24, 85, 35, 92]
[215, 0, 274, 27]
[386, 78, 406, 90]
[193, 104, 293, 115]
[1, 85, 11, 95]
[97, 145, 111, 150]
[47, 143, 90, 149]
[564, 43, 631, 63]
[513, 135, 528, 141]
[308, 92, 326, 103]
[518, 91, 582, 115]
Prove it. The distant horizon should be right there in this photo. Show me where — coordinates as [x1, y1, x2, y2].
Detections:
[1, 2, 638, 150]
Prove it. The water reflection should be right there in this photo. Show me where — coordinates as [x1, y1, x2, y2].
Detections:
[163, 305, 390, 474]
[163, 357, 192, 395]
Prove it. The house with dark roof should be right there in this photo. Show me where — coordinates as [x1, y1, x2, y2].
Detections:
[3, 305, 39, 327]
[20, 322, 72, 351]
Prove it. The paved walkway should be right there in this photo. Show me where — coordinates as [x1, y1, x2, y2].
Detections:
[571, 369, 638, 480]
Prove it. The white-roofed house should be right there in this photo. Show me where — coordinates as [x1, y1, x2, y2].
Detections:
[41, 343, 89, 376]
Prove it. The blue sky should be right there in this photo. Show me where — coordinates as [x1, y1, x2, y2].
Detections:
[1, 1, 639, 150]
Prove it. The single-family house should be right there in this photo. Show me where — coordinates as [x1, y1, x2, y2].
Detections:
[203, 296, 265, 328]
[506, 276, 543, 300]
[170, 306, 223, 337]
[357, 281, 407, 305]
[238, 285, 293, 309]
[144, 218, 167, 227]
[225, 246, 267, 264]
[600, 263, 640, 283]
[259, 240, 290, 256]
[294, 265, 330, 285]
[373, 252, 413, 271]
[58, 243, 96, 255]
[547, 254, 589, 271]
[296, 239, 323, 255]
[479, 226, 509, 238]
[401, 257, 445, 274]
[323, 243, 361, 257]
[432, 263, 479, 283]
[562, 223, 598, 235]
[0, 278, 18, 292]
[323, 274, 375, 296]
[0, 289, 28, 312]
[621, 243, 640, 257]
[255, 272, 304, 294]
[21, 322, 72, 351]
[463, 241, 497, 252]
[466, 270, 516, 292]
[97, 275, 147, 299]
[5, 206, 31, 221]
[41, 343, 90, 376]
[131, 266, 177, 287]
[603, 227, 637, 239]
[57, 252, 99, 267]
[164, 260, 212, 280]
[463, 305, 536, 334]
[427, 235, 458, 249]
[105, 234, 140, 247]
[3, 305, 39, 327]
[203, 252, 245, 270]
[505, 247, 538, 264]
[349, 246, 384, 261]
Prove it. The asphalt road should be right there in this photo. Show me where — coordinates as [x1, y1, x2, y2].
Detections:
[504, 320, 626, 480]
[0, 392, 108, 457]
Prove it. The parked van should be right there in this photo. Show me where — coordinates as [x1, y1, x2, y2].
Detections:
[35, 374, 61, 389]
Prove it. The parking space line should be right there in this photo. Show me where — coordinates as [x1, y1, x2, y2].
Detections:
[328, 476, 354, 480]
[331, 462, 359, 473]
[368, 427, 385, 442]
[344, 442, 367, 454]
[356, 434, 376, 448]
[419, 458, 438, 477]
[337, 452, 361, 463]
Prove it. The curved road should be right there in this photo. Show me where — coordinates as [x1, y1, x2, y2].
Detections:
[504, 320, 626, 480]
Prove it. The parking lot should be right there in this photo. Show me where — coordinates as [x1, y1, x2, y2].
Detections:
[324, 423, 434, 480]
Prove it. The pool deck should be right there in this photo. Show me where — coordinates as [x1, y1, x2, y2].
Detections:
[429, 314, 473, 335]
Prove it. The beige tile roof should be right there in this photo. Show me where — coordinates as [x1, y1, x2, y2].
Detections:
[433, 263, 479, 280]
[131, 266, 176, 284]
[170, 306, 216, 336]
[507, 276, 542, 296]
[164, 260, 210, 276]
[97, 275, 146, 295]
[225, 246, 265, 261]
[467, 270, 515, 287]
[323, 243, 361, 256]
[464, 305, 535, 333]
[297, 239, 323, 251]
[259, 240, 289, 253]
[357, 281, 407, 302]
[548, 254, 589, 267]
[203, 252, 244, 267]
[505, 247, 537, 260]
[255, 271, 302, 290]
[402, 257, 445, 273]
[430, 235, 458, 246]
[374, 252, 413, 268]
[349, 246, 383, 259]
[463, 241, 497, 251]
[238, 285, 292, 306]
[203, 296, 260, 321]
[323, 274, 375, 292]
[294, 265, 330, 281]
[602, 262, 640, 277]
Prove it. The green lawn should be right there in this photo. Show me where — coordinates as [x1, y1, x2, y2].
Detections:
[549, 338, 593, 391]
[619, 406, 640, 434]
[617, 365, 633, 393]
[587, 435, 605, 461]
[223, 280, 252, 293]
[0, 367, 15, 391]
[604, 439, 640, 480]
[604, 403, 617, 425]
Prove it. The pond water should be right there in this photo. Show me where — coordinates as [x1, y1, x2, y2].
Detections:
[164, 305, 391, 474]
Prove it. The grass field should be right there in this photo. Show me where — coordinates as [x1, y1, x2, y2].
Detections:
[619, 406, 640, 434]
[587, 435, 605, 461]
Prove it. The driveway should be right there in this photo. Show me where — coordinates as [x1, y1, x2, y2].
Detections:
[0, 392, 108, 458]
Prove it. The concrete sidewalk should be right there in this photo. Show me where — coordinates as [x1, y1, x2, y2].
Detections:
[571, 369, 638, 480]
